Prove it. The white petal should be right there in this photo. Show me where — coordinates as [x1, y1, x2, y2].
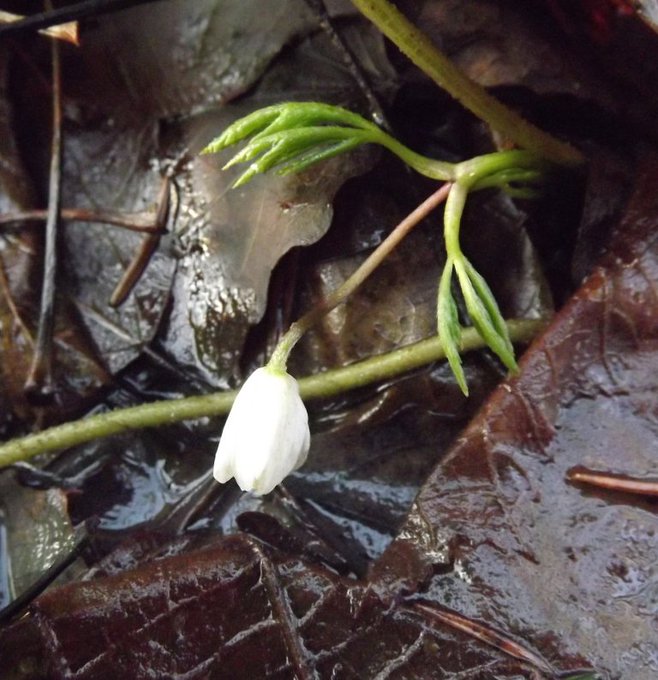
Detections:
[294, 424, 311, 472]
[213, 366, 310, 495]
[212, 445, 235, 484]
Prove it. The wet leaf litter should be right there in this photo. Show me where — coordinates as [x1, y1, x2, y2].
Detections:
[0, 1, 657, 678]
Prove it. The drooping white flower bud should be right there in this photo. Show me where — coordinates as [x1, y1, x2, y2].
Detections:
[213, 366, 310, 495]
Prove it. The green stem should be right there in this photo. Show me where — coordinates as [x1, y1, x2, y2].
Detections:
[350, 0, 585, 167]
[444, 152, 544, 258]
[378, 135, 455, 181]
[455, 150, 546, 187]
[443, 181, 468, 259]
[0, 319, 545, 468]
[269, 182, 452, 370]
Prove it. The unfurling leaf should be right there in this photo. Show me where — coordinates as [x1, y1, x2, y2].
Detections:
[202, 102, 384, 186]
[202, 101, 455, 186]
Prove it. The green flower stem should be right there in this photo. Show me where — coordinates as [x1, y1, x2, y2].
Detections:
[0, 319, 545, 468]
[350, 0, 585, 167]
[269, 182, 453, 370]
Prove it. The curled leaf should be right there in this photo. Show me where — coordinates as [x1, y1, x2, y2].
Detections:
[463, 259, 514, 353]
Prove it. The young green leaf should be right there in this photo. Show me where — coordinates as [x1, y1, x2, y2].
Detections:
[201, 106, 283, 155]
[250, 102, 382, 137]
[454, 257, 517, 372]
[202, 102, 382, 155]
[471, 167, 544, 192]
[202, 101, 455, 185]
[437, 259, 468, 395]
[223, 127, 369, 187]
[462, 258, 514, 357]
[202, 103, 385, 186]
[273, 138, 364, 177]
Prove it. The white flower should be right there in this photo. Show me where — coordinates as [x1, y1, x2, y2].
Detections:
[213, 366, 310, 495]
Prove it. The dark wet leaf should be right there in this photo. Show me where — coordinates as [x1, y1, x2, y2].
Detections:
[371, 160, 658, 678]
[540, 0, 658, 137]
[56, 0, 286, 375]
[64, 0, 320, 121]
[0, 534, 552, 679]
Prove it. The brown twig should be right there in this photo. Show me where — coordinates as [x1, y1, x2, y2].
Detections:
[109, 177, 172, 307]
[567, 466, 658, 497]
[0, 208, 163, 233]
[25, 18, 62, 400]
[410, 601, 554, 675]
[0, 184, 172, 309]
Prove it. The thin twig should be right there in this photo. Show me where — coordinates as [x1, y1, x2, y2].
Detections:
[25, 23, 62, 399]
[109, 178, 171, 307]
[410, 601, 555, 675]
[0, 208, 163, 232]
[110, 233, 161, 307]
[0, 0, 167, 38]
[567, 466, 658, 497]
